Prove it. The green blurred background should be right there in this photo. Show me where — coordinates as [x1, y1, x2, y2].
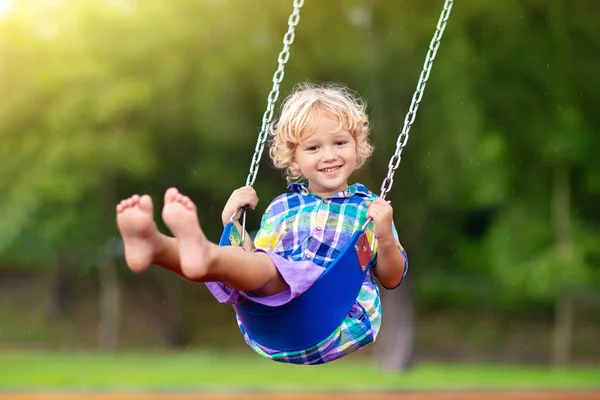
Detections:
[0, 0, 599, 391]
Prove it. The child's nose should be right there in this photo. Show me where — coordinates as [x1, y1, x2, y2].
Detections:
[322, 147, 337, 160]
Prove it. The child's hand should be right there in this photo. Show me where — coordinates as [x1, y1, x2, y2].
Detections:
[366, 198, 394, 242]
[221, 185, 259, 226]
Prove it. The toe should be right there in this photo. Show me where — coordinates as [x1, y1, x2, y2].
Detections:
[165, 187, 179, 203]
[139, 195, 154, 213]
[184, 197, 196, 211]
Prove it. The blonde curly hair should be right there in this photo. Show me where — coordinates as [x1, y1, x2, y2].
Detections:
[268, 82, 374, 182]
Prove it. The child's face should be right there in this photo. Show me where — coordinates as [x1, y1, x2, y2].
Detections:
[292, 114, 358, 198]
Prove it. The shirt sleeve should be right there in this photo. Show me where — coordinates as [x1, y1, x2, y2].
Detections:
[252, 197, 284, 252]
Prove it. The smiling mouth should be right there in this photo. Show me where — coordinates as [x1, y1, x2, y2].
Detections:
[320, 166, 341, 173]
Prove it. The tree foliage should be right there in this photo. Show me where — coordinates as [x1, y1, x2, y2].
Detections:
[0, 0, 598, 310]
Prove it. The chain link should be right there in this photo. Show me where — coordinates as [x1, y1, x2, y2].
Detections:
[379, 0, 453, 200]
[239, 0, 303, 241]
[245, 0, 304, 188]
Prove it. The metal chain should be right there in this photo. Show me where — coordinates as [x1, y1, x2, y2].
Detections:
[245, 0, 304, 188]
[379, 0, 453, 200]
[238, 0, 304, 242]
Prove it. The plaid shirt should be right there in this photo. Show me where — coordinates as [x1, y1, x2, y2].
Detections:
[236, 182, 407, 365]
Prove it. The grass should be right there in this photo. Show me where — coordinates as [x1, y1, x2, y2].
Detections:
[1, 350, 599, 391]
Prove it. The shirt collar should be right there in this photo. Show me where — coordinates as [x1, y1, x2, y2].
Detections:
[287, 182, 372, 199]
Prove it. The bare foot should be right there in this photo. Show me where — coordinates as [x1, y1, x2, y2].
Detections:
[116, 194, 159, 273]
[162, 187, 214, 280]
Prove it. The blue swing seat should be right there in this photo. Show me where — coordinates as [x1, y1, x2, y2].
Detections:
[218, 222, 372, 352]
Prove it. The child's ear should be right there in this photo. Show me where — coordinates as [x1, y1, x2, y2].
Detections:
[291, 160, 299, 171]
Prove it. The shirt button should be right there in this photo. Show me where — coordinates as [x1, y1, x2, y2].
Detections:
[323, 199, 330, 204]
[315, 226, 322, 232]
[305, 252, 312, 259]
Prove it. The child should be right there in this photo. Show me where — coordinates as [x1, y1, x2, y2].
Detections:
[116, 82, 408, 365]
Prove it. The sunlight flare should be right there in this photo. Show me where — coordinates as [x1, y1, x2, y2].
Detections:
[0, 0, 13, 17]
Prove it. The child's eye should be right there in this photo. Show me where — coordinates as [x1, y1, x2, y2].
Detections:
[335, 141, 347, 146]
[305, 146, 319, 151]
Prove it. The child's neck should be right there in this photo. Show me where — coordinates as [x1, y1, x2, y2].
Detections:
[307, 182, 349, 199]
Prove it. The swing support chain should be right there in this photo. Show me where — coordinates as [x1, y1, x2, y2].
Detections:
[236, 0, 453, 245]
[378, 0, 454, 201]
[246, 0, 304, 189]
[365, 0, 453, 252]
[238, 0, 304, 243]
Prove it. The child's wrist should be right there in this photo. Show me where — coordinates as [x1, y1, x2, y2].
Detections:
[222, 208, 237, 226]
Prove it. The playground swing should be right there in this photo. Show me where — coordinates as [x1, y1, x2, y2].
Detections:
[218, 0, 454, 352]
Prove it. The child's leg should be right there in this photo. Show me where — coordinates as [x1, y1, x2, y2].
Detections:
[116, 194, 188, 278]
[162, 188, 288, 297]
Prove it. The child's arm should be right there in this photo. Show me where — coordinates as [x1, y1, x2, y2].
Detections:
[366, 198, 407, 289]
[221, 185, 259, 250]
